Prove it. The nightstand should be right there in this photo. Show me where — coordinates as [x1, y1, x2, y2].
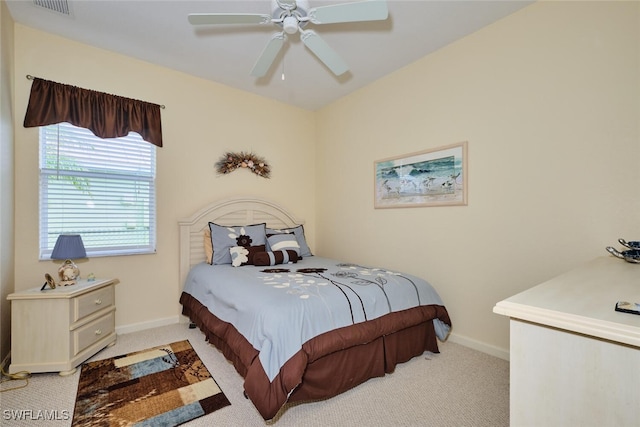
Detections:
[7, 278, 118, 376]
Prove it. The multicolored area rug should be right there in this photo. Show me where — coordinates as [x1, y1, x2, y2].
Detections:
[72, 340, 230, 426]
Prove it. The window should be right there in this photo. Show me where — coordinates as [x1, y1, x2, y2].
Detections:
[39, 123, 156, 259]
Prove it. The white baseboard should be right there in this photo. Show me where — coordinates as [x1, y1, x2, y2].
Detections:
[115, 316, 181, 335]
[448, 332, 510, 361]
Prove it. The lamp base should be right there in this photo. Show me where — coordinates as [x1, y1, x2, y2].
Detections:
[58, 259, 80, 286]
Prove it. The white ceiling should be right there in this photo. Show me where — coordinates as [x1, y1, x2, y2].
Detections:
[6, 0, 532, 111]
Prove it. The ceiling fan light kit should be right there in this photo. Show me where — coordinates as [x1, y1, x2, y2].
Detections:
[282, 16, 300, 34]
[188, 0, 388, 78]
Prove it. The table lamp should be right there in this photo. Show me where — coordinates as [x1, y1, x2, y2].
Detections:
[51, 234, 87, 286]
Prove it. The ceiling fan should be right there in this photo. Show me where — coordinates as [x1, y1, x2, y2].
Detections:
[188, 0, 388, 77]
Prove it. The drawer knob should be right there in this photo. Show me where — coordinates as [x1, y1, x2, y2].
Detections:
[94, 299, 102, 305]
[95, 329, 102, 335]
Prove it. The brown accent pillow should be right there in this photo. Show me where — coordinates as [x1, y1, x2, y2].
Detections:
[253, 250, 299, 266]
[246, 245, 266, 265]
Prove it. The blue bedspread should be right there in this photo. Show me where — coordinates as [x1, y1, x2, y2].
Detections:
[183, 257, 450, 382]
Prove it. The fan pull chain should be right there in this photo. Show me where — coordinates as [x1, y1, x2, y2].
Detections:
[281, 57, 286, 81]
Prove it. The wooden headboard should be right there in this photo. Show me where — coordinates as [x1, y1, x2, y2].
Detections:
[178, 197, 303, 287]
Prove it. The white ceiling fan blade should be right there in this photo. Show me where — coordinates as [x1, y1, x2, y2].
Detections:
[308, 0, 388, 25]
[250, 33, 286, 77]
[188, 13, 272, 26]
[301, 30, 349, 76]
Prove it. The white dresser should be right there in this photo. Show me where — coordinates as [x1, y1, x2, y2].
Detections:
[494, 257, 640, 426]
[8, 278, 118, 376]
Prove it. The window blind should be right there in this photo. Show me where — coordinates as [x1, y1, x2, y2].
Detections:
[39, 123, 156, 259]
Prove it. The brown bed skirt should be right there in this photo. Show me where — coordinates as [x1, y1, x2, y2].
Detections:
[180, 291, 451, 420]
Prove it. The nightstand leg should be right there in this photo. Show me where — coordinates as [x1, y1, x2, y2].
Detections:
[59, 368, 77, 376]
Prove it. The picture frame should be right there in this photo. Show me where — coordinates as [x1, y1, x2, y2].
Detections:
[41, 273, 56, 291]
[374, 141, 468, 208]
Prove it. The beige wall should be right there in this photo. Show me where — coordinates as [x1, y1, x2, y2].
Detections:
[5, 1, 639, 361]
[0, 0, 15, 365]
[316, 1, 640, 357]
[12, 25, 317, 331]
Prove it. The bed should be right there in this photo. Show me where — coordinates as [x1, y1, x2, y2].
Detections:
[178, 197, 451, 420]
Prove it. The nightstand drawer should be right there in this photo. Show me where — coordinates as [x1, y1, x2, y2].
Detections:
[74, 285, 114, 321]
[73, 311, 115, 355]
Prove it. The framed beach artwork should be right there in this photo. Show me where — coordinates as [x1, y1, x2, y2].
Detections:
[374, 141, 468, 208]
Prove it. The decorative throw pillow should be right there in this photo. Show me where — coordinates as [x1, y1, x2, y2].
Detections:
[229, 245, 266, 267]
[230, 246, 248, 267]
[229, 245, 265, 267]
[204, 228, 213, 264]
[266, 233, 300, 257]
[266, 225, 312, 257]
[209, 222, 267, 265]
[253, 250, 299, 266]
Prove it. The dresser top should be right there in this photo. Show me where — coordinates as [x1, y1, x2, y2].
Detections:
[494, 256, 640, 347]
[8, 278, 119, 300]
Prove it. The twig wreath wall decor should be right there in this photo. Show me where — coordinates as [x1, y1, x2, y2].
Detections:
[216, 151, 271, 178]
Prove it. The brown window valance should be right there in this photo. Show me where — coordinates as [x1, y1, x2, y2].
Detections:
[23, 77, 163, 147]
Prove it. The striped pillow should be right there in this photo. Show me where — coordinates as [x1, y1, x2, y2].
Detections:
[266, 225, 313, 257]
[266, 233, 300, 257]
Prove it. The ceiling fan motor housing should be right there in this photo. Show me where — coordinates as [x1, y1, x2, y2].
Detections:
[272, 0, 309, 33]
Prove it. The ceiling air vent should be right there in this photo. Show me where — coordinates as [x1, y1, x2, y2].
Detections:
[33, 0, 71, 16]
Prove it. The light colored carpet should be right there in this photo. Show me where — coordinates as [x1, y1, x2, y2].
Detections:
[1, 323, 509, 426]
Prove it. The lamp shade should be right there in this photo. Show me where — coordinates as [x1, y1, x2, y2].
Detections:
[51, 234, 87, 260]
